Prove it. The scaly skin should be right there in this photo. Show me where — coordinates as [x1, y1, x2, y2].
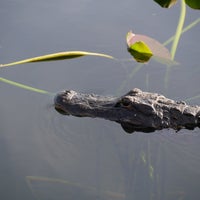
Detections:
[54, 88, 200, 133]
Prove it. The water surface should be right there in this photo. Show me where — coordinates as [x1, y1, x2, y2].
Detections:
[1, 0, 200, 199]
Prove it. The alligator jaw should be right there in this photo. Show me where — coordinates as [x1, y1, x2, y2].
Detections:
[54, 90, 119, 117]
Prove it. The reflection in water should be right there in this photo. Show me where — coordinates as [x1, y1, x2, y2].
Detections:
[26, 176, 125, 200]
[34, 104, 200, 200]
[1, 89, 200, 199]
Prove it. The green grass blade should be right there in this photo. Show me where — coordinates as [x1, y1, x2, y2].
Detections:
[0, 51, 114, 68]
[0, 77, 53, 95]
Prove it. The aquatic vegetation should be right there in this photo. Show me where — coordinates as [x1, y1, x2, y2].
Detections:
[1, 1, 199, 199]
[0, 51, 113, 68]
[126, 31, 172, 63]
[185, 0, 200, 9]
[0, 0, 199, 97]
[154, 0, 200, 9]
[0, 77, 52, 95]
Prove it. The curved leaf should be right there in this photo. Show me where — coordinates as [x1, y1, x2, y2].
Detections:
[153, 0, 178, 8]
[185, 0, 200, 9]
[0, 51, 114, 68]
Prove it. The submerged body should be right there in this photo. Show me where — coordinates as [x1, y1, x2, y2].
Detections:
[54, 88, 200, 133]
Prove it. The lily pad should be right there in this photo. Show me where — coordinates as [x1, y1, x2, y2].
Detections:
[128, 41, 153, 63]
[127, 31, 172, 63]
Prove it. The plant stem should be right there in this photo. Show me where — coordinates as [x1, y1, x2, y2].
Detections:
[164, 0, 186, 90]
[170, 0, 186, 60]
[163, 17, 200, 47]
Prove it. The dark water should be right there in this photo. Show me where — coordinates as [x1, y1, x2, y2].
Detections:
[1, 0, 200, 199]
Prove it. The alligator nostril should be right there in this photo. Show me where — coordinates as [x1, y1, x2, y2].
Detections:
[54, 94, 64, 104]
[54, 104, 69, 115]
[64, 90, 71, 94]
[54, 93, 69, 115]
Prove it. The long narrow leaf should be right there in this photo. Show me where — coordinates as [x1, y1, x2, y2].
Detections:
[0, 51, 114, 68]
[0, 77, 53, 95]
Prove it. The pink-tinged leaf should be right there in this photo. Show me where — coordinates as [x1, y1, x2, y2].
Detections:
[127, 31, 172, 61]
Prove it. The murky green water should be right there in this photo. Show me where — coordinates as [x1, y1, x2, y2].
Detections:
[1, 0, 200, 199]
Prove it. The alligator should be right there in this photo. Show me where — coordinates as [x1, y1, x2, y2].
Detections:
[54, 88, 200, 133]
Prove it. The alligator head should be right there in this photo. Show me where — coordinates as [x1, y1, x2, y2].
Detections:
[54, 88, 200, 133]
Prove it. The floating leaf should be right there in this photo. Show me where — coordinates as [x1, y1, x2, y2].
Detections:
[127, 31, 172, 64]
[185, 0, 200, 9]
[0, 51, 114, 68]
[128, 41, 153, 63]
[153, 0, 178, 8]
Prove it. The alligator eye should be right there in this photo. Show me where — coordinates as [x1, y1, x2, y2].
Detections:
[120, 98, 131, 108]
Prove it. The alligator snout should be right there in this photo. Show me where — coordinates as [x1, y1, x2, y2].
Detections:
[54, 90, 72, 115]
